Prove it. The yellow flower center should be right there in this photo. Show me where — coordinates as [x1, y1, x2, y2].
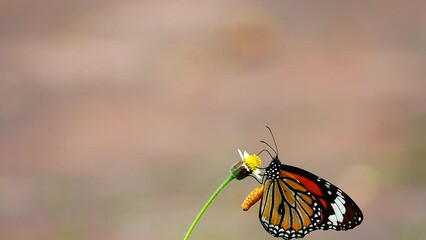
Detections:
[244, 154, 262, 172]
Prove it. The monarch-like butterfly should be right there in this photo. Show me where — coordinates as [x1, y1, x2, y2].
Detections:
[242, 127, 363, 239]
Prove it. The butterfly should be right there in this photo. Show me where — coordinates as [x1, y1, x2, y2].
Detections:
[241, 127, 363, 239]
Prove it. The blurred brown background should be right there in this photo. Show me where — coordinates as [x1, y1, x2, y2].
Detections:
[1, 1, 425, 240]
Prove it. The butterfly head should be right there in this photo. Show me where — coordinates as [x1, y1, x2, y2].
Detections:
[264, 156, 281, 180]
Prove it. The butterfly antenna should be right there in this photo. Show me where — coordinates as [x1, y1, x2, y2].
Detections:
[257, 148, 273, 159]
[260, 141, 278, 156]
[266, 126, 279, 156]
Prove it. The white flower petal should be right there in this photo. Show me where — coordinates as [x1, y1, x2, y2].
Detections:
[252, 169, 262, 180]
[238, 149, 244, 160]
[243, 151, 250, 159]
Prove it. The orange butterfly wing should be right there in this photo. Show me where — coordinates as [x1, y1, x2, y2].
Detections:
[257, 157, 363, 239]
[259, 171, 323, 239]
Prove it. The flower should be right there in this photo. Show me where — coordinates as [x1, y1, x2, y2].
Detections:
[231, 149, 262, 180]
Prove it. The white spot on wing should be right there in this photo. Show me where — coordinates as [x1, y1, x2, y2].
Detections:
[331, 203, 344, 223]
[335, 196, 346, 214]
[328, 214, 338, 225]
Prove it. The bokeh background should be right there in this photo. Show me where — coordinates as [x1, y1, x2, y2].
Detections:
[1, 1, 425, 240]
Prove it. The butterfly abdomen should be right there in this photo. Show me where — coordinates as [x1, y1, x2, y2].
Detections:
[241, 185, 264, 211]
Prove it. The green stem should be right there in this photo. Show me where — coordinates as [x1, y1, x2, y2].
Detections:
[183, 174, 236, 240]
